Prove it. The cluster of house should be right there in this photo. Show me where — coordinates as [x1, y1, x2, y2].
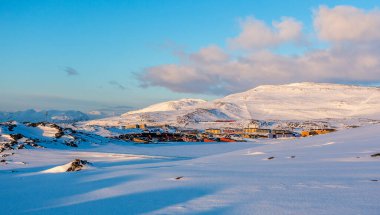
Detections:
[205, 127, 336, 139]
[120, 124, 176, 133]
[205, 127, 295, 139]
[116, 123, 336, 143]
[300, 128, 336, 137]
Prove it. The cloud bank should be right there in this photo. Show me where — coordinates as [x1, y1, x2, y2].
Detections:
[139, 5, 380, 95]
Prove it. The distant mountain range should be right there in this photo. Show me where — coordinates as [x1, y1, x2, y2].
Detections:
[0, 107, 135, 123]
[0, 109, 89, 123]
[86, 82, 380, 127]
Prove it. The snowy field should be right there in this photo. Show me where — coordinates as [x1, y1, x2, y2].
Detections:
[1, 125, 380, 214]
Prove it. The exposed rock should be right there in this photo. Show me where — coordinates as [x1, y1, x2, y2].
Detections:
[65, 141, 78, 147]
[67, 159, 91, 172]
[1, 153, 14, 158]
[64, 128, 76, 134]
[371, 153, 380, 157]
[55, 131, 64, 138]
[8, 124, 16, 131]
[27, 142, 43, 148]
[10, 134, 23, 140]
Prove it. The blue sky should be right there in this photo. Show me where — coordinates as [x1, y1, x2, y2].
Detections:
[1, 0, 379, 112]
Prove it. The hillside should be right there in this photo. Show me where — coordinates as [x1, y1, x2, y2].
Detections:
[214, 82, 380, 120]
[125, 98, 206, 115]
[86, 82, 380, 127]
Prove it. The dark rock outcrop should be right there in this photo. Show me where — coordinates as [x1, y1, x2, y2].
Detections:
[66, 159, 91, 172]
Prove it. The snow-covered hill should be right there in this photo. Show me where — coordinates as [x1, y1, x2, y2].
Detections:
[214, 82, 380, 120]
[0, 109, 89, 123]
[0, 121, 116, 152]
[86, 82, 380, 127]
[126, 98, 206, 115]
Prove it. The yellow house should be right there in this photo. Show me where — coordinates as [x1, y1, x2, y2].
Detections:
[313, 129, 336, 135]
[243, 128, 271, 134]
[301, 129, 336, 137]
[126, 124, 140, 129]
[205, 128, 221, 135]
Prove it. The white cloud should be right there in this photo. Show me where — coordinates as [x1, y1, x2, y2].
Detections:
[229, 16, 303, 49]
[314, 5, 380, 42]
[190, 45, 229, 63]
[139, 5, 380, 95]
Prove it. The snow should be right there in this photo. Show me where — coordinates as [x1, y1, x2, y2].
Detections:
[218, 82, 380, 120]
[1, 124, 380, 214]
[0, 134, 13, 143]
[37, 125, 59, 138]
[85, 82, 380, 128]
[8, 123, 59, 140]
[126, 98, 207, 115]
[0, 109, 89, 123]
[42, 162, 81, 173]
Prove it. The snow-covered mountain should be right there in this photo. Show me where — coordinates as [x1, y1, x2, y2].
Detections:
[213, 82, 380, 120]
[86, 82, 380, 127]
[0, 109, 89, 123]
[125, 98, 206, 115]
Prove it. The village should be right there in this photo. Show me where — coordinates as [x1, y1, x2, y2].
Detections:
[115, 122, 336, 144]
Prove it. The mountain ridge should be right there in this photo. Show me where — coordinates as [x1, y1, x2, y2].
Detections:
[0, 109, 90, 123]
[85, 82, 380, 127]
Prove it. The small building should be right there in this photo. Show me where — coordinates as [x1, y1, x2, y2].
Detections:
[272, 129, 294, 138]
[179, 128, 199, 135]
[301, 128, 336, 137]
[272, 129, 291, 134]
[205, 128, 222, 135]
[221, 128, 243, 135]
[126, 124, 139, 129]
[243, 128, 271, 134]
[243, 128, 272, 139]
[275, 133, 294, 138]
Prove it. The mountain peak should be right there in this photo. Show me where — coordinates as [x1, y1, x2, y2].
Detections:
[125, 98, 207, 115]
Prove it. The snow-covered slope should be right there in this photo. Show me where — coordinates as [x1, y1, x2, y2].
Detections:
[126, 98, 206, 115]
[41, 159, 93, 173]
[86, 82, 380, 127]
[0, 121, 119, 152]
[214, 82, 380, 120]
[0, 109, 89, 123]
[1, 124, 380, 214]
